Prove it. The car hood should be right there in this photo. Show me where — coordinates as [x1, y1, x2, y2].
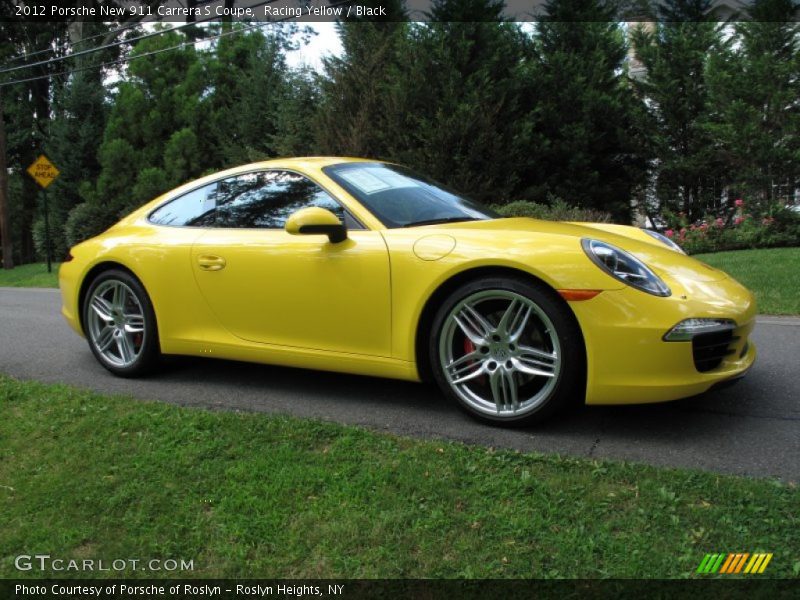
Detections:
[432, 217, 729, 283]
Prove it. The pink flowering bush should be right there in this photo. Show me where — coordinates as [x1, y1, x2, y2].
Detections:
[662, 201, 800, 254]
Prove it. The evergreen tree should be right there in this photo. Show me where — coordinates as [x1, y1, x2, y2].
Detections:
[90, 29, 206, 213]
[0, 22, 70, 263]
[525, 0, 649, 220]
[203, 24, 294, 166]
[315, 0, 409, 157]
[382, 0, 530, 202]
[706, 0, 800, 206]
[273, 67, 320, 157]
[69, 24, 301, 243]
[37, 68, 108, 260]
[632, 0, 724, 219]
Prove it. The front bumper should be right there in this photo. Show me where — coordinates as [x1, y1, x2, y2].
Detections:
[569, 275, 757, 405]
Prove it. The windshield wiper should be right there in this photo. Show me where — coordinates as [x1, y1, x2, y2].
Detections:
[402, 217, 480, 228]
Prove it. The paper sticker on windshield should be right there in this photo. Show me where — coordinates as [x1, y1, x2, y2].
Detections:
[376, 170, 417, 190]
[339, 168, 418, 195]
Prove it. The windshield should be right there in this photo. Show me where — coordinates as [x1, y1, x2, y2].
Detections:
[323, 162, 499, 228]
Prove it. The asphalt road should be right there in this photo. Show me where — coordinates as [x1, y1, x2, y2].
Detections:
[1, 287, 798, 481]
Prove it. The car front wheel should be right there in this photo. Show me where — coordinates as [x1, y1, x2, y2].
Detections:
[429, 276, 584, 426]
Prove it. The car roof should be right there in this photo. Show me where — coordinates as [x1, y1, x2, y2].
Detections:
[249, 156, 378, 169]
[186, 157, 384, 183]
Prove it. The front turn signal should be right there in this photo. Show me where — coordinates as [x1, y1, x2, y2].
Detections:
[557, 289, 602, 301]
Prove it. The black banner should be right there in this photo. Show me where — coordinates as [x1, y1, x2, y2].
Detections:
[2, 0, 798, 24]
[2, 579, 800, 600]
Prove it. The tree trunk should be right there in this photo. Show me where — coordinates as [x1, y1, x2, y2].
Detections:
[0, 88, 13, 269]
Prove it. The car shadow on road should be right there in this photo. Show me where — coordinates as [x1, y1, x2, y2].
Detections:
[146, 354, 771, 449]
[155, 355, 455, 415]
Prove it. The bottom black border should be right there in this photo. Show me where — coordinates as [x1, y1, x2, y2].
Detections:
[2, 579, 799, 600]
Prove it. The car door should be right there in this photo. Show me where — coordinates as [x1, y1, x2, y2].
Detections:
[190, 169, 392, 357]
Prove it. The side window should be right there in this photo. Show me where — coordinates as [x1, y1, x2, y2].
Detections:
[213, 170, 348, 229]
[149, 182, 217, 226]
[148, 171, 360, 229]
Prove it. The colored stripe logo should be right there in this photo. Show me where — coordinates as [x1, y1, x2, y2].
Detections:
[697, 553, 772, 574]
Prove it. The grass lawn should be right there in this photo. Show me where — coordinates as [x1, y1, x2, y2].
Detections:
[694, 247, 800, 315]
[0, 262, 60, 288]
[1, 375, 798, 579]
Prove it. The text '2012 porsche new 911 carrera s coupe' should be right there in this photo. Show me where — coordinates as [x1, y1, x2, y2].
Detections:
[59, 157, 756, 425]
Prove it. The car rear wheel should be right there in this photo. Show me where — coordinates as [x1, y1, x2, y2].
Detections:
[83, 269, 160, 377]
[429, 276, 584, 426]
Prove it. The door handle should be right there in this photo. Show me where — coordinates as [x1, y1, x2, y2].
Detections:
[197, 255, 226, 271]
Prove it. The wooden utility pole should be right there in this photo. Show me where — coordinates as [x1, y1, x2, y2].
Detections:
[0, 86, 13, 270]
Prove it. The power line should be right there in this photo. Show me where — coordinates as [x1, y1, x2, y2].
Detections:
[0, 0, 284, 75]
[0, 21, 267, 88]
[1, 20, 202, 76]
[1, 0, 226, 64]
[0, 2, 351, 89]
[2, 20, 144, 65]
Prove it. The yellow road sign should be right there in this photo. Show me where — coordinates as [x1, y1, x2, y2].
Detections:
[26, 154, 60, 189]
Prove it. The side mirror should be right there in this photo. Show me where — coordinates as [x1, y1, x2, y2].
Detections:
[285, 207, 348, 243]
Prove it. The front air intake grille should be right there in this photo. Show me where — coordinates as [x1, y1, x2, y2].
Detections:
[692, 329, 738, 372]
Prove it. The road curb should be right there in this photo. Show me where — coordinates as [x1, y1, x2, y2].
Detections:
[756, 315, 800, 326]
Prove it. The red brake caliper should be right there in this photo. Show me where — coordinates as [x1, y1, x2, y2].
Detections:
[463, 338, 484, 384]
[464, 338, 475, 355]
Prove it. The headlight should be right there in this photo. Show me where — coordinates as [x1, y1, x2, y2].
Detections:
[643, 229, 686, 254]
[582, 239, 671, 297]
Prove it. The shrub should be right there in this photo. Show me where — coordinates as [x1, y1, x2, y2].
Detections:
[32, 216, 68, 263]
[64, 202, 121, 248]
[663, 202, 800, 255]
[493, 197, 612, 223]
[130, 167, 169, 213]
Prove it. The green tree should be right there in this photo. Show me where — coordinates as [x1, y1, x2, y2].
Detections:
[383, 0, 530, 202]
[203, 24, 295, 166]
[69, 24, 302, 244]
[65, 29, 205, 244]
[83, 29, 205, 218]
[0, 22, 70, 264]
[315, 0, 409, 158]
[632, 0, 724, 220]
[706, 0, 800, 206]
[525, 0, 649, 220]
[36, 68, 108, 261]
[273, 68, 320, 157]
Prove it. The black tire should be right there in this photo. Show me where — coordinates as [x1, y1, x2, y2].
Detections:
[428, 276, 584, 426]
[82, 269, 160, 377]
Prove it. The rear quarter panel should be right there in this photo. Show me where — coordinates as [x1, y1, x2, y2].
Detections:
[61, 224, 220, 354]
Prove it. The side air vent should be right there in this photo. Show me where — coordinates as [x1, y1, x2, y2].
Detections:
[692, 330, 738, 373]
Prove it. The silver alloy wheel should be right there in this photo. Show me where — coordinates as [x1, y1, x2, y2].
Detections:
[439, 290, 561, 418]
[86, 280, 146, 368]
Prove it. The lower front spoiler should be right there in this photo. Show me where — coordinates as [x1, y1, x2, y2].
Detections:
[706, 365, 752, 393]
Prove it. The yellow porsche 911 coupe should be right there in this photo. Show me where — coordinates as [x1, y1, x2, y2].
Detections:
[59, 157, 757, 425]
